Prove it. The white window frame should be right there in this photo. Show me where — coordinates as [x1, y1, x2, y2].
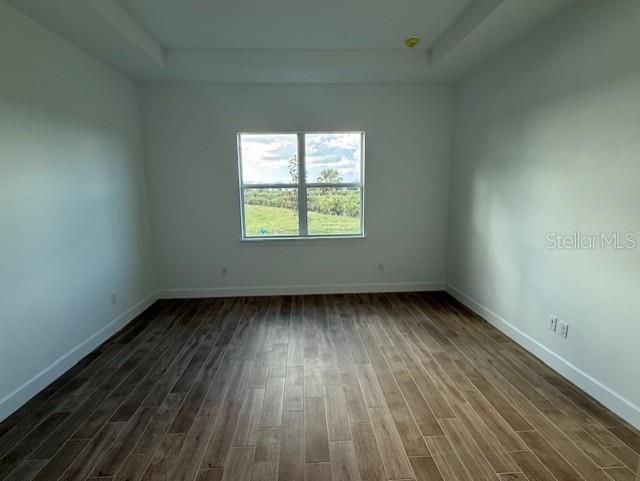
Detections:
[237, 131, 365, 240]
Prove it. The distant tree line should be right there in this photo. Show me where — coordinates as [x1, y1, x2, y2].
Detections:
[245, 167, 360, 218]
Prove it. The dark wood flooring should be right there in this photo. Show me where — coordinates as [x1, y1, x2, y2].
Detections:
[0, 293, 638, 481]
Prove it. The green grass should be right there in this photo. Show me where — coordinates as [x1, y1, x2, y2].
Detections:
[245, 204, 360, 237]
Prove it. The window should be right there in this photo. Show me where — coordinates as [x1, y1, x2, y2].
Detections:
[238, 132, 364, 239]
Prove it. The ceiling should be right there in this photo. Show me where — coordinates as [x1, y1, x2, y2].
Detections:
[117, 0, 473, 50]
[8, 0, 576, 83]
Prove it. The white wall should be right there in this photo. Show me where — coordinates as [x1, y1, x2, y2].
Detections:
[0, 1, 156, 420]
[448, 0, 640, 427]
[142, 84, 453, 296]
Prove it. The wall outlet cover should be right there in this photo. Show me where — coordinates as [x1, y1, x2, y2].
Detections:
[558, 321, 569, 339]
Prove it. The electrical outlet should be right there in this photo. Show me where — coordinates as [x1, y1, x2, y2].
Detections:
[110, 292, 117, 305]
[549, 315, 558, 332]
[558, 321, 569, 339]
[377, 263, 384, 271]
[221, 266, 228, 276]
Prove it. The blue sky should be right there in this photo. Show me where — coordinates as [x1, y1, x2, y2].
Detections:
[240, 133, 361, 184]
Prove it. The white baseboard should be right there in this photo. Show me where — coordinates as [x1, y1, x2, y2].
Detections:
[447, 284, 640, 430]
[0, 291, 159, 423]
[159, 281, 446, 299]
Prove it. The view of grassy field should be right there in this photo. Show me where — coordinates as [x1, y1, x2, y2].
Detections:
[245, 204, 360, 236]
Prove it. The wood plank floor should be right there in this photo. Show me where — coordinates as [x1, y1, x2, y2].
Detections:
[1, 293, 638, 481]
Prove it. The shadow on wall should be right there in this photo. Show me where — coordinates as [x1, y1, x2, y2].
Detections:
[0, 97, 153, 404]
[0, 98, 152, 315]
[467, 0, 640, 120]
[449, 0, 640, 427]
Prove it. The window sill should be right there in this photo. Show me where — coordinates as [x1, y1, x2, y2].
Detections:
[240, 235, 366, 244]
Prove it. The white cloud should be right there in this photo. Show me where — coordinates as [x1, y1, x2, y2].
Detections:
[240, 133, 362, 184]
[240, 134, 297, 184]
[306, 133, 361, 182]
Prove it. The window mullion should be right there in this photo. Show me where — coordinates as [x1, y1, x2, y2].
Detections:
[297, 132, 308, 236]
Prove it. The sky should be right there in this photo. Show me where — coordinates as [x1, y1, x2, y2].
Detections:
[240, 132, 362, 184]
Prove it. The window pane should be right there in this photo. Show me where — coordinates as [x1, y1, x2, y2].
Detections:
[305, 133, 362, 183]
[244, 188, 299, 237]
[307, 187, 361, 235]
[240, 134, 298, 185]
